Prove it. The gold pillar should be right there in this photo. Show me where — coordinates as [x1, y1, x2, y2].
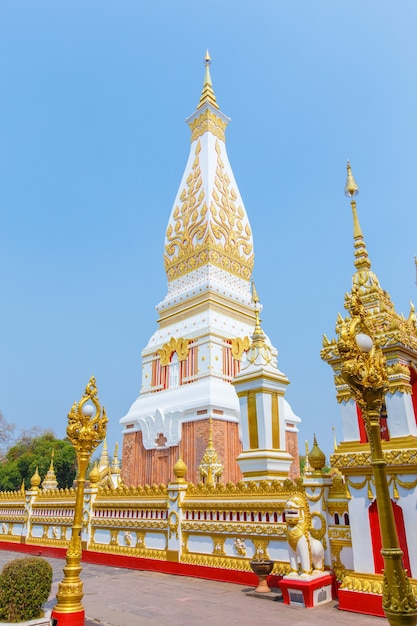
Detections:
[51, 377, 107, 626]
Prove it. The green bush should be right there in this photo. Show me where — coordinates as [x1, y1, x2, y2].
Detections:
[0, 556, 52, 622]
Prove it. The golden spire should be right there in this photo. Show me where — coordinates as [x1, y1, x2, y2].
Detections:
[197, 50, 219, 110]
[42, 449, 58, 490]
[244, 282, 273, 366]
[252, 280, 263, 335]
[198, 417, 224, 486]
[344, 161, 371, 273]
[99, 438, 110, 468]
[111, 442, 120, 473]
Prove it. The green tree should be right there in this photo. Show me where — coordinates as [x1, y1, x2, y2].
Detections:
[0, 412, 15, 460]
[0, 430, 76, 491]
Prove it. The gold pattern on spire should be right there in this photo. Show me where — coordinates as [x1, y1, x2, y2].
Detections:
[198, 417, 224, 486]
[197, 50, 219, 110]
[164, 139, 254, 282]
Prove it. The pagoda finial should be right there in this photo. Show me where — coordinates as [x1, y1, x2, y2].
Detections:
[42, 449, 58, 490]
[197, 49, 219, 110]
[111, 442, 120, 473]
[252, 281, 263, 335]
[99, 437, 110, 469]
[243, 281, 273, 367]
[344, 160, 359, 198]
[303, 440, 312, 474]
[344, 162, 371, 273]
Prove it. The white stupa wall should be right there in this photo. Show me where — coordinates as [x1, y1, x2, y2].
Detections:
[385, 391, 417, 438]
[340, 399, 361, 441]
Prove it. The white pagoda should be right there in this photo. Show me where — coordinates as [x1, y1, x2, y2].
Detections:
[120, 54, 300, 486]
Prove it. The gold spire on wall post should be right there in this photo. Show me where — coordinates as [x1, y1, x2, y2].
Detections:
[51, 376, 107, 626]
[344, 161, 371, 273]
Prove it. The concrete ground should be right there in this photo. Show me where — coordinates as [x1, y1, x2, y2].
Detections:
[0, 550, 384, 625]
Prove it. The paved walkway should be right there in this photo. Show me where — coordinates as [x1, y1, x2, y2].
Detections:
[0, 550, 384, 625]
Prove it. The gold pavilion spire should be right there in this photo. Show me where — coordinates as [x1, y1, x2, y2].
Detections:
[197, 50, 219, 110]
[344, 161, 371, 273]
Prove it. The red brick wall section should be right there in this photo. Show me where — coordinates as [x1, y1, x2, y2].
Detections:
[285, 429, 300, 480]
[121, 431, 141, 486]
[121, 420, 243, 486]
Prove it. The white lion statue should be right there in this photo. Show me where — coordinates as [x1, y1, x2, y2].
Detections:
[285, 493, 325, 577]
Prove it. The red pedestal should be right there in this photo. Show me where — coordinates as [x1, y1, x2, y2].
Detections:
[50, 608, 85, 626]
[279, 573, 334, 608]
[337, 589, 384, 617]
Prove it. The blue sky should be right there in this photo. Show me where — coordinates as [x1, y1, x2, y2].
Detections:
[1, 2, 416, 465]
